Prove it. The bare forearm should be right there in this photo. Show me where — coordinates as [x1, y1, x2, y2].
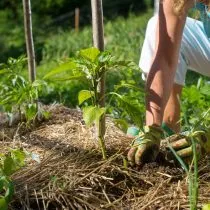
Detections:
[146, 58, 176, 126]
[146, 0, 187, 126]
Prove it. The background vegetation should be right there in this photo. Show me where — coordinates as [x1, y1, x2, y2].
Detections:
[0, 0, 151, 63]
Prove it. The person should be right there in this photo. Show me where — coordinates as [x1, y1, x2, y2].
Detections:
[127, 0, 210, 166]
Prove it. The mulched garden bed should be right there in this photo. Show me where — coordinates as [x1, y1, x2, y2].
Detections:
[0, 105, 209, 210]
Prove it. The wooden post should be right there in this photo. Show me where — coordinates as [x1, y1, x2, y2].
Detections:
[91, 0, 106, 158]
[22, 0, 36, 82]
[75, 8, 80, 32]
[91, 0, 104, 51]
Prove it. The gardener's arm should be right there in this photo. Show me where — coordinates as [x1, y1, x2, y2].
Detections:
[128, 0, 193, 165]
[145, 0, 191, 127]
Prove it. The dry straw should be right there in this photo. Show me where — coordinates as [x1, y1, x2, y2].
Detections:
[0, 105, 208, 209]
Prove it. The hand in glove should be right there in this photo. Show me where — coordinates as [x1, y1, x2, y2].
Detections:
[127, 125, 163, 166]
[166, 128, 210, 162]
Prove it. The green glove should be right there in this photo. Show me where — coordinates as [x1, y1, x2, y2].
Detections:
[127, 125, 163, 166]
[167, 128, 210, 162]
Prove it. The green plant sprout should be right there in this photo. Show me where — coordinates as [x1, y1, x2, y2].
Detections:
[45, 47, 143, 159]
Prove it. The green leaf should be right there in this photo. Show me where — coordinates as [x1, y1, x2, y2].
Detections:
[11, 149, 26, 168]
[51, 75, 86, 81]
[32, 80, 47, 88]
[79, 47, 100, 62]
[0, 178, 4, 191]
[3, 149, 27, 176]
[113, 119, 128, 133]
[202, 204, 210, 210]
[0, 69, 9, 75]
[25, 104, 37, 122]
[83, 106, 106, 126]
[42, 111, 50, 119]
[44, 62, 76, 79]
[114, 83, 144, 92]
[200, 85, 210, 96]
[3, 156, 16, 176]
[0, 197, 7, 210]
[111, 93, 143, 128]
[0, 176, 14, 203]
[4, 181, 14, 203]
[98, 51, 112, 63]
[78, 90, 94, 105]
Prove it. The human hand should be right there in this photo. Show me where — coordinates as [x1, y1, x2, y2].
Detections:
[166, 128, 210, 162]
[127, 125, 163, 166]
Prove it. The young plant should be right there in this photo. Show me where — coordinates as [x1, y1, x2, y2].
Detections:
[44, 47, 143, 158]
[0, 149, 27, 210]
[0, 56, 47, 125]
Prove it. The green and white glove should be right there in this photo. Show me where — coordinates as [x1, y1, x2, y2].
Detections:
[167, 128, 210, 162]
[127, 125, 163, 166]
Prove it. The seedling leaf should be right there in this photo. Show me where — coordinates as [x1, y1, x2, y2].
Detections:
[83, 106, 106, 126]
[3, 156, 16, 176]
[78, 90, 94, 105]
[79, 47, 100, 62]
[44, 62, 76, 79]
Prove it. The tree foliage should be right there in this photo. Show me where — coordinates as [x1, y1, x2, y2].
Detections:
[0, 0, 150, 63]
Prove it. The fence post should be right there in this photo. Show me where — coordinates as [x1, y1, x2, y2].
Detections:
[75, 8, 80, 32]
[91, 0, 106, 159]
[22, 0, 36, 82]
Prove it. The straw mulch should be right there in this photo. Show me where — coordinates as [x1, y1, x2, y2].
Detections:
[0, 105, 209, 210]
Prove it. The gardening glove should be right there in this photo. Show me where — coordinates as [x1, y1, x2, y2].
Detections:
[127, 125, 163, 166]
[166, 128, 210, 162]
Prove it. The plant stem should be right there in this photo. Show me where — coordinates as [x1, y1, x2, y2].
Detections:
[191, 137, 198, 210]
[91, 0, 106, 159]
[98, 132, 107, 160]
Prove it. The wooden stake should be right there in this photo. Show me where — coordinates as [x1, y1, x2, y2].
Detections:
[91, 0, 106, 158]
[22, 0, 36, 82]
[91, 0, 104, 51]
[75, 8, 80, 32]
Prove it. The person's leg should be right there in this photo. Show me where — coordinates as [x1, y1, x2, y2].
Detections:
[180, 17, 210, 78]
[162, 17, 210, 133]
[163, 83, 183, 133]
[141, 17, 210, 135]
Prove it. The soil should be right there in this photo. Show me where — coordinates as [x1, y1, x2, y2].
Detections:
[0, 104, 209, 210]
